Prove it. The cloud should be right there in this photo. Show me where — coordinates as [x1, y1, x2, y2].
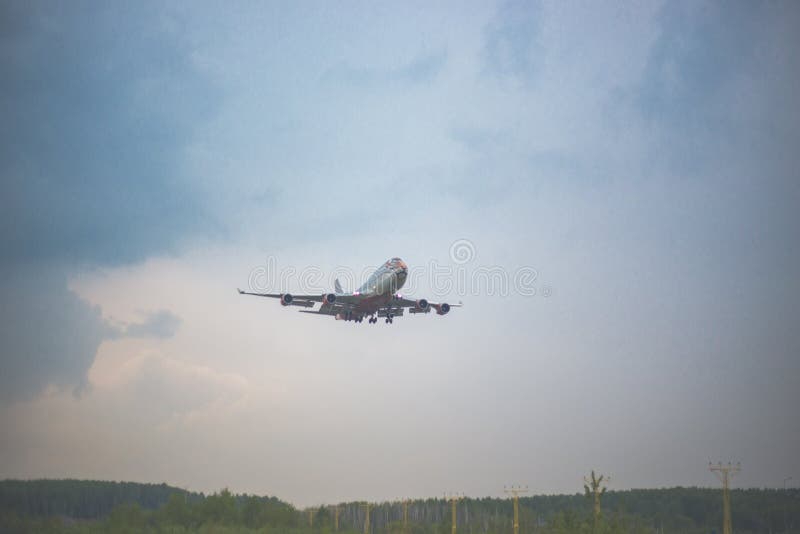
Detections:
[0, 265, 113, 402]
[633, 1, 800, 172]
[482, 0, 543, 84]
[322, 50, 447, 87]
[0, 3, 221, 266]
[0, 4, 218, 402]
[0, 264, 185, 403]
[124, 310, 182, 340]
[639, 2, 755, 122]
[117, 352, 247, 419]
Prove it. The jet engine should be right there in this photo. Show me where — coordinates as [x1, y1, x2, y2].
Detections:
[280, 293, 294, 306]
[323, 293, 337, 305]
[416, 298, 429, 311]
[436, 302, 451, 315]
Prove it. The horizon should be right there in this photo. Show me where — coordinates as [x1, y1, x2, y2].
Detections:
[1, 476, 790, 506]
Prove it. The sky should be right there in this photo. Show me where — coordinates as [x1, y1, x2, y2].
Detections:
[1, 0, 799, 507]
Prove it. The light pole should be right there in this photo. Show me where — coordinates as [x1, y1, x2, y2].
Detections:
[504, 486, 528, 534]
[444, 493, 464, 534]
[361, 502, 371, 534]
[784, 477, 792, 533]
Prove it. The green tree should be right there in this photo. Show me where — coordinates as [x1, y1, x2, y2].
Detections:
[108, 502, 148, 533]
[160, 492, 192, 527]
[199, 488, 238, 525]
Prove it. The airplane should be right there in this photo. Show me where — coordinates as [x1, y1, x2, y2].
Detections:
[237, 257, 461, 324]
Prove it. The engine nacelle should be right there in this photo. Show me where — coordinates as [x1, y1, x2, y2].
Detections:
[416, 298, 429, 311]
[323, 293, 337, 305]
[437, 302, 451, 315]
[280, 293, 294, 306]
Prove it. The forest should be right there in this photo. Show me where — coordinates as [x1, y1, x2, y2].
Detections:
[1, 479, 798, 533]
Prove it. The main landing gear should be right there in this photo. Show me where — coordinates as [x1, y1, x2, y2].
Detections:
[344, 311, 364, 323]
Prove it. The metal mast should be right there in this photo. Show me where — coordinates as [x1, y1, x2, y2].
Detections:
[445, 494, 464, 534]
[361, 502, 371, 534]
[709, 461, 741, 534]
[504, 486, 528, 534]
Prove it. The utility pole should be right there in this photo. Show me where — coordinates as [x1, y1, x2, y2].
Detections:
[444, 494, 464, 534]
[783, 477, 792, 534]
[402, 499, 409, 534]
[504, 486, 528, 534]
[709, 461, 741, 534]
[334, 505, 340, 531]
[361, 502, 371, 534]
[307, 508, 315, 528]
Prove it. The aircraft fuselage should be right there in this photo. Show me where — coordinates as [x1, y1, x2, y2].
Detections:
[349, 257, 408, 314]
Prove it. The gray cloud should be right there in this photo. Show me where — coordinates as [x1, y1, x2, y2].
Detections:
[639, 2, 756, 122]
[635, 1, 800, 173]
[0, 2, 221, 266]
[0, 3, 217, 401]
[0, 265, 113, 402]
[0, 265, 184, 402]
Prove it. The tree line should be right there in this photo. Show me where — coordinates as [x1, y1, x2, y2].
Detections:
[1, 479, 799, 533]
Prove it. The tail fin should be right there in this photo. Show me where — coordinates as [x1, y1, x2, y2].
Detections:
[334, 278, 344, 294]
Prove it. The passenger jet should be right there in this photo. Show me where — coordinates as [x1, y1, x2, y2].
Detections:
[238, 257, 461, 324]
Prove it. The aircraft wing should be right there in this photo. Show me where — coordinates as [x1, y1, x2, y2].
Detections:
[237, 288, 362, 311]
[237, 288, 322, 301]
[299, 306, 343, 316]
[389, 296, 463, 315]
